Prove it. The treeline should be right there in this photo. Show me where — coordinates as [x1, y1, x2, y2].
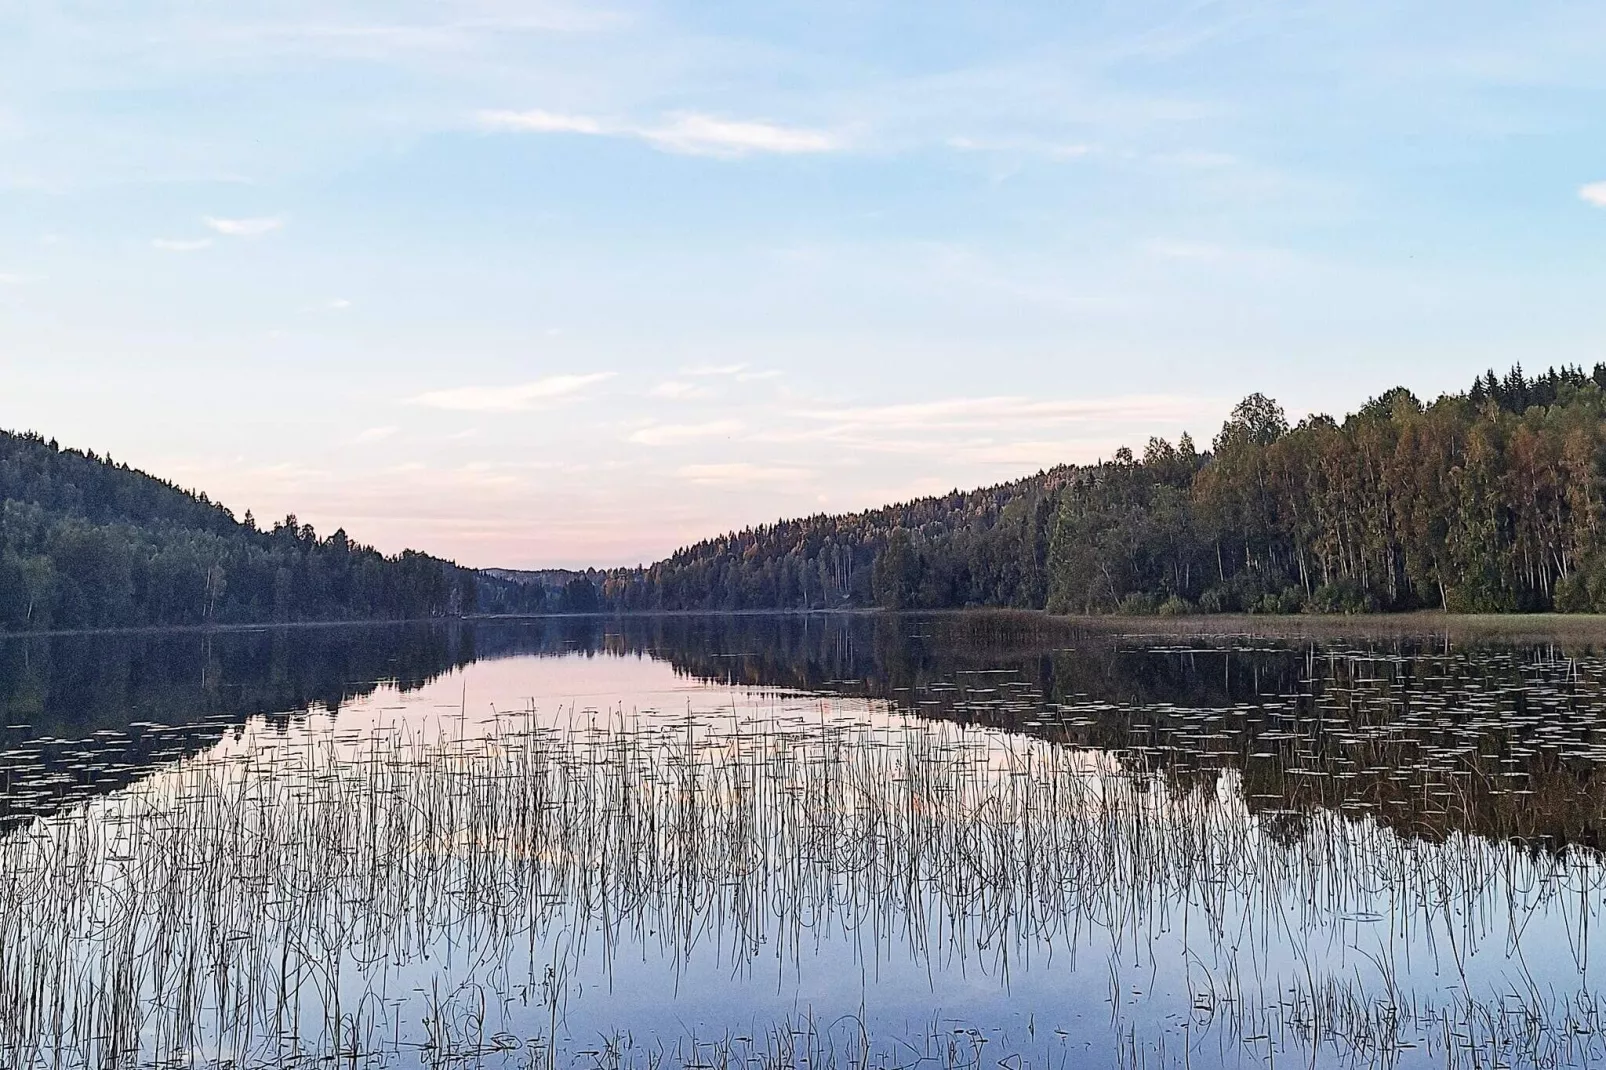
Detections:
[595, 363, 1606, 615]
[14, 361, 1606, 628]
[598, 469, 1074, 612]
[0, 431, 479, 630]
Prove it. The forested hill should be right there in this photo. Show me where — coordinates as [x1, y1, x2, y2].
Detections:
[0, 431, 482, 629]
[602, 466, 1080, 611]
[599, 364, 1606, 615]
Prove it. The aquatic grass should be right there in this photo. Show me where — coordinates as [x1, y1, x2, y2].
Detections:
[4, 698, 1606, 1068]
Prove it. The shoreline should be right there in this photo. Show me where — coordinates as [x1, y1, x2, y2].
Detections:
[5, 605, 1606, 642]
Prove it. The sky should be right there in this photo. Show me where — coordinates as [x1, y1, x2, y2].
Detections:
[3, 1, 1605, 568]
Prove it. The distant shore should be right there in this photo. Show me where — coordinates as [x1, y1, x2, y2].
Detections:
[8, 606, 1606, 643]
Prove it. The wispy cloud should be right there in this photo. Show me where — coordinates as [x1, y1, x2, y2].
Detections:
[952, 438, 1137, 466]
[628, 420, 744, 446]
[649, 380, 712, 400]
[407, 372, 615, 412]
[0, 272, 35, 284]
[476, 109, 605, 135]
[682, 362, 748, 376]
[642, 114, 838, 157]
[353, 425, 397, 443]
[795, 394, 1213, 431]
[1581, 182, 1606, 208]
[676, 462, 813, 485]
[152, 237, 213, 252]
[736, 393, 1227, 466]
[204, 215, 286, 237]
[476, 110, 841, 158]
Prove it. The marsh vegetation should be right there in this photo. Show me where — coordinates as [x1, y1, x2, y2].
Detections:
[7, 613, 1606, 1067]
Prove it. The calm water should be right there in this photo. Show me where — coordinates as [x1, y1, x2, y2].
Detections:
[6, 613, 1606, 1068]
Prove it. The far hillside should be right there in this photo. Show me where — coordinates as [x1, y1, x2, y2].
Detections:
[600, 467, 1078, 611]
[0, 432, 483, 630]
[593, 364, 1606, 615]
[480, 568, 605, 613]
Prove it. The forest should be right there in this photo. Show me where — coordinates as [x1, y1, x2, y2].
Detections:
[597, 364, 1606, 615]
[0, 431, 484, 629]
[8, 362, 1606, 630]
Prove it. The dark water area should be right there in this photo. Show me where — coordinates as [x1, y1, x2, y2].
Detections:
[7, 613, 1606, 1067]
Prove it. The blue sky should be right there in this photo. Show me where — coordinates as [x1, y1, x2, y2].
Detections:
[3, 1, 1605, 567]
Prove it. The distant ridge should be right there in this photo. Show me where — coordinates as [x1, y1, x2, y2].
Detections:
[481, 567, 589, 588]
[480, 568, 603, 613]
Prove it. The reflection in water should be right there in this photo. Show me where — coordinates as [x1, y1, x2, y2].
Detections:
[7, 613, 1606, 1067]
[0, 622, 475, 829]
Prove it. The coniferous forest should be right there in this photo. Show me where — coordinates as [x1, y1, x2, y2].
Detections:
[8, 363, 1606, 631]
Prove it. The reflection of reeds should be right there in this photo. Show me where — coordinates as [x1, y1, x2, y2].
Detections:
[3, 709, 1606, 1068]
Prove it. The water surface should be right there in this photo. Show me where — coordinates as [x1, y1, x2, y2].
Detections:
[6, 613, 1606, 1069]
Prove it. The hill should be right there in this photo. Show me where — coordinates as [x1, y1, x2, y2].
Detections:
[601, 467, 1078, 611]
[0, 431, 478, 630]
[595, 363, 1606, 615]
[479, 568, 604, 613]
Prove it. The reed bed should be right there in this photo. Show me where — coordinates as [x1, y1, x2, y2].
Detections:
[3, 701, 1606, 1069]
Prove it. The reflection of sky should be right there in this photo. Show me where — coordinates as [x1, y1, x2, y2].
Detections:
[179, 653, 1149, 1059]
[6, 5, 1606, 568]
[244, 646, 917, 737]
[18, 649, 1606, 1069]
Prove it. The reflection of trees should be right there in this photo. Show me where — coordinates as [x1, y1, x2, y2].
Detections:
[598, 613, 1606, 857]
[0, 622, 480, 827]
[9, 611, 1606, 855]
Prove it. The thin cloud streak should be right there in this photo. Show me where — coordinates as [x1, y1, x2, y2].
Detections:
[407, 372, 615, 412]
[476, 109, 604, 134]
[643, 114, 839, 157]
[793, 394, 1218, 431]
[476, 110, 840, 158]
[203, 215, 286, 237]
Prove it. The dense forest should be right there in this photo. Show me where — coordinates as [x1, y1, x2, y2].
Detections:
[0, 430, 484, 630]
[597, 364, 1606, 615]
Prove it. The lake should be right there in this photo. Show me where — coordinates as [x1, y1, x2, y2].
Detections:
[5, 612, 1606, 1069]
